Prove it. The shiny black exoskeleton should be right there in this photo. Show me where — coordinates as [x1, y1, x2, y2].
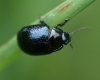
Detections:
[17, 17, 71, 55]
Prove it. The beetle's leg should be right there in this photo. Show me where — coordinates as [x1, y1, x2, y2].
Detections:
[53, 46, 63, 52]
[56, 19, 69, 27]
[39, 16, 47, 25]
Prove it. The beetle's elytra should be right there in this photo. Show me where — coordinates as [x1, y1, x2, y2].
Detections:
[17, 17, 88, 55]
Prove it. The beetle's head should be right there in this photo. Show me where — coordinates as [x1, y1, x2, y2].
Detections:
[62, 27, 89, 49]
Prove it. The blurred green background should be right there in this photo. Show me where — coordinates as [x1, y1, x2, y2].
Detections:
[0, 0, 100, 80]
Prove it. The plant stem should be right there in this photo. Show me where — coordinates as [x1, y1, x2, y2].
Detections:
[0, 0, 95, 71]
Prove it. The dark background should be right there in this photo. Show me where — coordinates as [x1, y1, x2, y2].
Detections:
[0, 0, 99, 80]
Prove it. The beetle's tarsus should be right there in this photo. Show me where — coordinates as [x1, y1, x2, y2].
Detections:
[56, 19, 69, 27]
[39, 16, 47, 25]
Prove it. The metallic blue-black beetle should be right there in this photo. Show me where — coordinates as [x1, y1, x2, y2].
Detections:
[17, 17, 88, 55]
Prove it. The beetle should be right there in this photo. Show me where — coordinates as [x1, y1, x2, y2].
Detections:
[17, 17, 88, 55]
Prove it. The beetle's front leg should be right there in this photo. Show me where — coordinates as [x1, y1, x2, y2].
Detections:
[56, 19, 69, 27]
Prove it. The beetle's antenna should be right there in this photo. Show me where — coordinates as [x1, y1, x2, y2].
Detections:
[69, 27, 89, 35]
[68, 27, 89, 49]
[69, 43, 73, 49]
